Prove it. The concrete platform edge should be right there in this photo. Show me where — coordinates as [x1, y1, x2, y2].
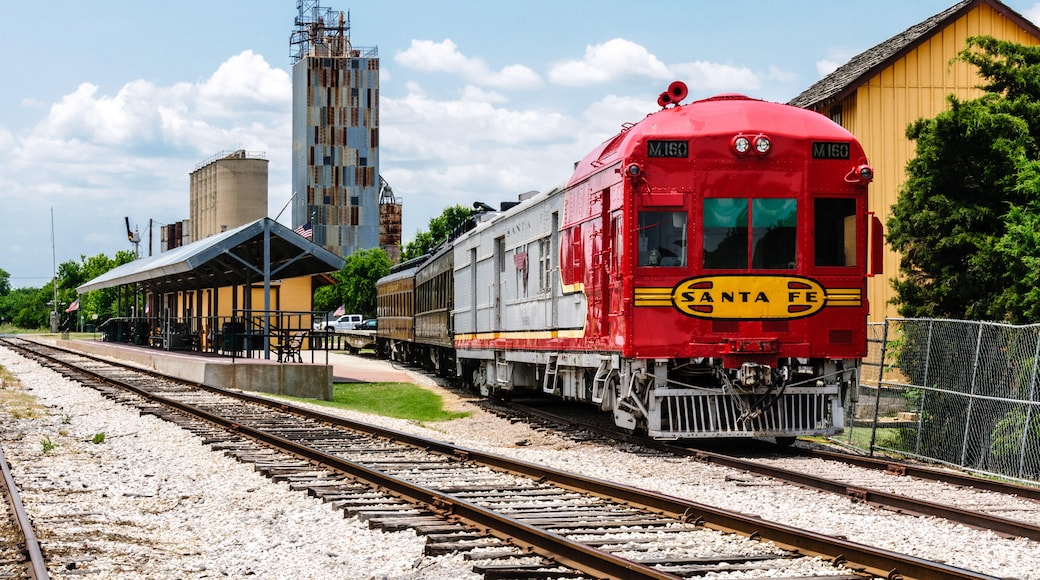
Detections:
[55, 339, 333, 401]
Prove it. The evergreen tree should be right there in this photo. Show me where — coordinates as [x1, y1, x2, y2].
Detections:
[887, 36, 1040, 321]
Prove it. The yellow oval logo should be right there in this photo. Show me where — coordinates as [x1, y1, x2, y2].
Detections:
[672, 276, 827, 319]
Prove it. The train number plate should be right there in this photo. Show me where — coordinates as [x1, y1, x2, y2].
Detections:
[648, 140, 689, 158]
[812, 141, 850, 159]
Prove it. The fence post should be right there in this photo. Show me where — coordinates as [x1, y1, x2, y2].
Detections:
[915, 319, 935, 456]
[959, 321, 985, 468]
[868, 318, 891, 456]
[1019, 328, 1040, 478]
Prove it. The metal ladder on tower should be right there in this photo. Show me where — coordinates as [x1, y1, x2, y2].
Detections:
[542, 353, 560, 394]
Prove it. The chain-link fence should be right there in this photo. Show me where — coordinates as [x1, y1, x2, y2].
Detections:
[836, 318, 1040, 485]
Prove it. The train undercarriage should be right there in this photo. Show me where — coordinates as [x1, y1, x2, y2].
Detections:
[457, 350, 857, 440]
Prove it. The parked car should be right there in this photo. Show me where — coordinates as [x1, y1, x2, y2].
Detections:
[354, 318, 377, 331]
[319, 314, 363, 333]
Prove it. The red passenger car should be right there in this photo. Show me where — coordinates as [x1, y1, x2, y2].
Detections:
[450, 82, 882, 440]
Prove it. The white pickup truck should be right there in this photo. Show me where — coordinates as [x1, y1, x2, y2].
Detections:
[316, 314, 363, 333]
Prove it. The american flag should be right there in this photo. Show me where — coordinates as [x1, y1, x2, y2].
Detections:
[294, 221, 312, 240]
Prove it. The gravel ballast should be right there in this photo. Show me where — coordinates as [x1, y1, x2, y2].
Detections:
[1, 344, 1039, 579]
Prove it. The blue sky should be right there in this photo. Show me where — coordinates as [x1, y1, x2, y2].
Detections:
[2, 0, 1038, 288]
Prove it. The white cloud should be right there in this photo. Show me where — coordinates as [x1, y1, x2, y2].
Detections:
[378, 83, 586, 232]
[547, 38, 762, 94]
[395, 39, 542, 90]
[197, 50, 291, 116]
[30, 50, 290, 153]
[39, 81, 160, 145]
[1024, 3, 1040, 25]
[670, 61, 759, 92]
[0, 50, 293, 278]
[549, 39, 670, 85]
[815, 49, 858, 78]
[763, 65, 797, 84]
[816, 58, 843, 77]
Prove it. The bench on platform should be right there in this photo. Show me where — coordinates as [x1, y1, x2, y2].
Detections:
[276, 331, 306, 363]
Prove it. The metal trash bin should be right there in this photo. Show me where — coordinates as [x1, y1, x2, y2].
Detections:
[221, 322, 245, 354]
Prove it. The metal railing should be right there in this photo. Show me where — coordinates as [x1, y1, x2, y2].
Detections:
[94, 310, 333, 365]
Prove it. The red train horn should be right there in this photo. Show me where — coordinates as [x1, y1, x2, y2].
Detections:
[658, 92, 672, 107]
[667, 81, 689, 103]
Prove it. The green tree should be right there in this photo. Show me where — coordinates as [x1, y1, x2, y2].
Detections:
[315, 248, 391, 318]
[68, 251, 136, 328]
[2, 251, 140, 331]
[401, 205, 472, 261]
[0, 288, 41, 328]
[11, 288, 49, 329]
[887, 36, 1040, 321]
[0, 268, 10, 297]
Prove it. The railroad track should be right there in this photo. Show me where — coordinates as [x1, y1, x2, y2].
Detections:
[0, 337, 1004, 579]
[473, 387, 1040, 542]
[0, 442, 49, 579]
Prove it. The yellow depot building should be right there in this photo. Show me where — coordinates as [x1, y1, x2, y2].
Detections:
[790, 0, 1040, 320]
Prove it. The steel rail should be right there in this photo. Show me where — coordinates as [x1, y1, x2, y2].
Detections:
[493, 399, 1040, 540]
[2, 338, 1003, 579]
[158, 380, 1001, 580]
[679, 447, 1040, 540]
[795, 447, 1040, 500]
[0, 445, 50, 580]
[4, 341, 673, 580]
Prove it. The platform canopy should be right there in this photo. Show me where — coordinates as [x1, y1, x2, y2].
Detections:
[77, 218, 345, 295]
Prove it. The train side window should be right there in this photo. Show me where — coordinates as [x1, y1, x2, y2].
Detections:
[637, 211, 687, 267]
[814, 198, 857, 267]
[751, 199, 797, 269]
[537, 236, 551, 294]
[703, 199, 748, 269]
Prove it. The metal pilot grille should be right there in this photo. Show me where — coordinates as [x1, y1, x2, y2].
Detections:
[648, 389, 835, 438]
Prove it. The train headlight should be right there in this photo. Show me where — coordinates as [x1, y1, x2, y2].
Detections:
[626, 163, 642, 178]
[754, 135, 771, 155]
[732, 135, 751, 156]
[844, 162, 875, 183]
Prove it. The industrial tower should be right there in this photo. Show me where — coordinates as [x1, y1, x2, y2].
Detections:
[290, 1, 395, 259]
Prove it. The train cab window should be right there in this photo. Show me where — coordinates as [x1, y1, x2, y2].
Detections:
[638, 211, 687, 267]
[703, 199, 749, 269]
[704, 198, 796, 270]
[751, 199, 797, 270]
[815, 198, 857, 267]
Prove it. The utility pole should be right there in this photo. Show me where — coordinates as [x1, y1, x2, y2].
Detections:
[50, 207, 58, 332]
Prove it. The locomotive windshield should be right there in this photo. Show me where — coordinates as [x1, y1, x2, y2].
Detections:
[703, 198, 797, 270]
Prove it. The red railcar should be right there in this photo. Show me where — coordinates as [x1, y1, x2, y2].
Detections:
[452, 82, 882, 440]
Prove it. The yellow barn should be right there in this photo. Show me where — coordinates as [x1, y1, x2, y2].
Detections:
[790, 0, 1040, 320]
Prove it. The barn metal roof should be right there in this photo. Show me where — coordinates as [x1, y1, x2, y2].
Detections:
[788, 0, 1040, 109]
[76, 218, 345, 294]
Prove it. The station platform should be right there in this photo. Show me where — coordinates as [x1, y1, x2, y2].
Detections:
[53, 337, 335, 400]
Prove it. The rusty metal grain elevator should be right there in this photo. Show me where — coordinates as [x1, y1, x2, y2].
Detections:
[290, 1, 399, 260]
